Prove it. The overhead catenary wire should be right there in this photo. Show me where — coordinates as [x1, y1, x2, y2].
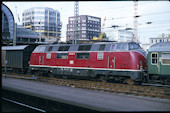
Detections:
[80, 1, 155, 14]
[106, 10, 170, 20]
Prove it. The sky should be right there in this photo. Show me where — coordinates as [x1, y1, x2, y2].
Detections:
[2, 1, 170, 44]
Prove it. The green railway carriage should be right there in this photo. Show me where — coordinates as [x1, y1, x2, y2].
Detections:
[148, 42, 170, 84]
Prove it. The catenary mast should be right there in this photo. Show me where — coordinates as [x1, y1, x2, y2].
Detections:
[73, 1, 79, 44]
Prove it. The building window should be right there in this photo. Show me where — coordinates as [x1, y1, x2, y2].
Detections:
[82, 20, 86, 22]
[82, 31, 86, 33]
[151, 53, 158, 64]
[82, 35, 86, 37]
[160, 39, 162, 43]
[162, 53, 170, 65]
[77, 53, 89, 59]
[57, 53, 68, 59]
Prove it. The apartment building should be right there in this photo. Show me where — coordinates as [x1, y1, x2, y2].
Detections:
[66, 15, 101, 42]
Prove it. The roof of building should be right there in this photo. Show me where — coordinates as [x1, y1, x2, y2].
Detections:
[150, 37, 170, 39]
[17, 27, 39, 39]
[2, 45, 28, 51]
[148, 42, 170, 52]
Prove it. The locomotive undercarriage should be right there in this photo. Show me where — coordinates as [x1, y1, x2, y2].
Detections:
[30, 66, 143, 85]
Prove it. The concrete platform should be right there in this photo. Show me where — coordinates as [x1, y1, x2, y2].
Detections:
[2, 78, 170, 112]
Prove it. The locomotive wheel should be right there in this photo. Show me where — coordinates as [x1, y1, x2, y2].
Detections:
[34, 71, 40, 76]
[125, 78, 134, 85]
[99, 76, 107, 82]
[163, 79, 170, 85]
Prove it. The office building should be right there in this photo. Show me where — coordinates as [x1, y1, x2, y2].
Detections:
[112, 30, 133, 42]
[150, 34, 170, 45]
[22, 7, 61, 42]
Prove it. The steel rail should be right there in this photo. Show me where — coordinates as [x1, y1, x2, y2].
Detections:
[2, 97, 46, 113]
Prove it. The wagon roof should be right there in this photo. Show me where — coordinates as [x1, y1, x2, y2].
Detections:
[148, 42, 170, 52]
[2, 45, 28, 51]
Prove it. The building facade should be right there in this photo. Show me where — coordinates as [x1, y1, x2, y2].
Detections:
[2, 3, 15, 45]
[112, 30, 133, 42]
[150, 34, 170, 45]
[66, 15, 101, 42]
[22, 7, 61, 42]
[16, 25, 41, 44]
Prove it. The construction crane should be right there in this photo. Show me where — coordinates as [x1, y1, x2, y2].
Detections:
[93, 17, 106, 40]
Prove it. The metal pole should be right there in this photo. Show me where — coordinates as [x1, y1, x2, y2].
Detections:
[74, 1, 79, 44]
[5, 60, 7, 78]
[133, 1, 138, 42]
[13, 23, 17, 46]
[39, 20, 41, 42]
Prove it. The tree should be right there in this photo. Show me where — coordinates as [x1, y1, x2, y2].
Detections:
[102, 32, 107, 39]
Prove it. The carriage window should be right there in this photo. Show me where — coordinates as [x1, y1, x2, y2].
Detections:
[58, 46, 70, 51]
[162, 53, 170, 64]
[77, 53, 89, 59]
[97, 52, 104, 60]
[99, 44, 105, 51]
[57, 53, 68, 59]
[151, 53, 158, 64]
[78, 45, 91, 51]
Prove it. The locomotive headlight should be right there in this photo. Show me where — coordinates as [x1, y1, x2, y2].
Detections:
[140, 60, 143, 70]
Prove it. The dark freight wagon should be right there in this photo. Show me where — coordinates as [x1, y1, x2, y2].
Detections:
[147, 42, 170, 84]
[2, 45, 36, 74]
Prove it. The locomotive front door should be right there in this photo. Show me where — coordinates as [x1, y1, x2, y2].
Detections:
[109, 52, 116, 69]
[39, 54, 45, 65]
[109, 44, 116, 69]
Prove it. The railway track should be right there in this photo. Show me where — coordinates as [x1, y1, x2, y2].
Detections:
[2, 97, 46, 113]
[2, 73, 170, 99]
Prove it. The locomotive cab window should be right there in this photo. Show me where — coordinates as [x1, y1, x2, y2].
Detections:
[99, 44, 106, 51]
[162, 53, 170, 65]
[52, 46, 59, 51]
[58, 46, 70, 51]
[45, 46, 53, 52]
[129, 43, 141, 50]
[116, 44, 128, 51]
[78, 45, 91, 51]
[57, 53, 68, 59]
[110, 44, 115, 51]
[77, 53, 89, 59]
[33, 46, 45, 52]
[151, 53, 158, 64]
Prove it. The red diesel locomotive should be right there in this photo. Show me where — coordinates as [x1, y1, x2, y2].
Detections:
[30, 42, 147, 84]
